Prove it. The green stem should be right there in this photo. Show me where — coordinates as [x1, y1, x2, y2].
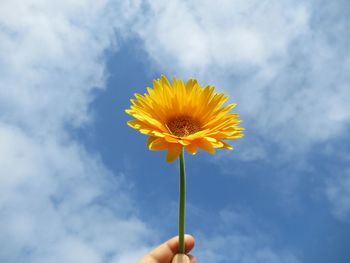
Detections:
[178, 148, 186, 254]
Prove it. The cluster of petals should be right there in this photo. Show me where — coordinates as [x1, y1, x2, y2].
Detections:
[126, 76, 244, 162]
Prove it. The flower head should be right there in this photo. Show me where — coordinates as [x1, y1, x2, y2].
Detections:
[126, 76, 244, 162]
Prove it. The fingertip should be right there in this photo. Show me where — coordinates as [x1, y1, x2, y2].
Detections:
[184, 234, 195, 253]
[184, 234, 195, 243]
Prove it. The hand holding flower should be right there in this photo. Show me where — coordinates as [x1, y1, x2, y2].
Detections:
[138, 235, 196, 263]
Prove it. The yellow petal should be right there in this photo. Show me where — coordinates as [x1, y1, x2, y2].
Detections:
[196, 138, 216, 154]
[151, 131, 166, 137]
[161, 75, 171, 89]
[166, 144, 182, 163]
[185, 143, 198, 155]
[164, 135, 179, 143]
[127, 119, 141, 129]
[149, 138, 169, 150]
[178, 139, 191, 146]
[147, 136, 158, 147]
[204, 136, 217, 143]
[221, 141, 233, 150]
[127, 120, 159, 135]
[211, 141, 224, 148]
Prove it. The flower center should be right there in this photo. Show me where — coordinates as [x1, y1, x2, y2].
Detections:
[166, 116, 201, 137]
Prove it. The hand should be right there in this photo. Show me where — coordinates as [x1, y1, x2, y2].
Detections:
[138, 234, 197, 263]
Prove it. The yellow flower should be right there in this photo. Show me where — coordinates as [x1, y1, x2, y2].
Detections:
[125, 76, 244, 163]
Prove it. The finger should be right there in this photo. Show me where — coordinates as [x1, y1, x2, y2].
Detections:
[171, 254, 190, 263]
[170, 253, 197, 263]
[138, 235, 195, 263]
[166, 234, 195, 254]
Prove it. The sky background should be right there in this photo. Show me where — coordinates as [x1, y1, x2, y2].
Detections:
[1, 0, 350, 262]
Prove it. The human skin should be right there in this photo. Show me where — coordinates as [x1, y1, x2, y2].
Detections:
[137, 235, 197, 263]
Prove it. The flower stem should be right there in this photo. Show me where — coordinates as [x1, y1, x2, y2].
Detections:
[178, 148, 186, 254]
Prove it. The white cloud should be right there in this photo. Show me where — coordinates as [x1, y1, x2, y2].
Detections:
[136, 0, 308, 74]
[134, 0, 350, 159]
[0, 0, 155, 262]
[194, 208, 301, 263]
[0, 120, 153, 263]
[197, 234, 300, 263]
[0, 0, 142, 134]
[326, 170, 350, 221]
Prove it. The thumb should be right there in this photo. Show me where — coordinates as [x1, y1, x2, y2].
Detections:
[172, 254, 191, 263]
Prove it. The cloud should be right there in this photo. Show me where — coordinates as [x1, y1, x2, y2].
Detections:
[134, 0, 350, 158]
[0, 0, 142, 134]
[136, 0, 308, 73]
[326, 170, 350, 221]
[197, 234, 300, 263]
[0, 124, 152, 263]
[0, 0, 155, 262]
[194, 208, 301, 263]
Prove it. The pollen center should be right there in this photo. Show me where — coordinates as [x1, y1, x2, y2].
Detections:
[166, 116, 201, 137]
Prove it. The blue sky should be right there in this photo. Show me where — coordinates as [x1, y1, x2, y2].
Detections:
[1, 0, 350, 262]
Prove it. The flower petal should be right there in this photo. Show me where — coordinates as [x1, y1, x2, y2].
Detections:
[166, 144, 182, 163]
[147, 136, 158, 147]
[179, 139, 191, 146]
[221, 141, 233, 150]
[149, 138, 169, 150]
[164, 135, 179, 143]
[185, 143, 198, 155]
[196, 138, 216, 154]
